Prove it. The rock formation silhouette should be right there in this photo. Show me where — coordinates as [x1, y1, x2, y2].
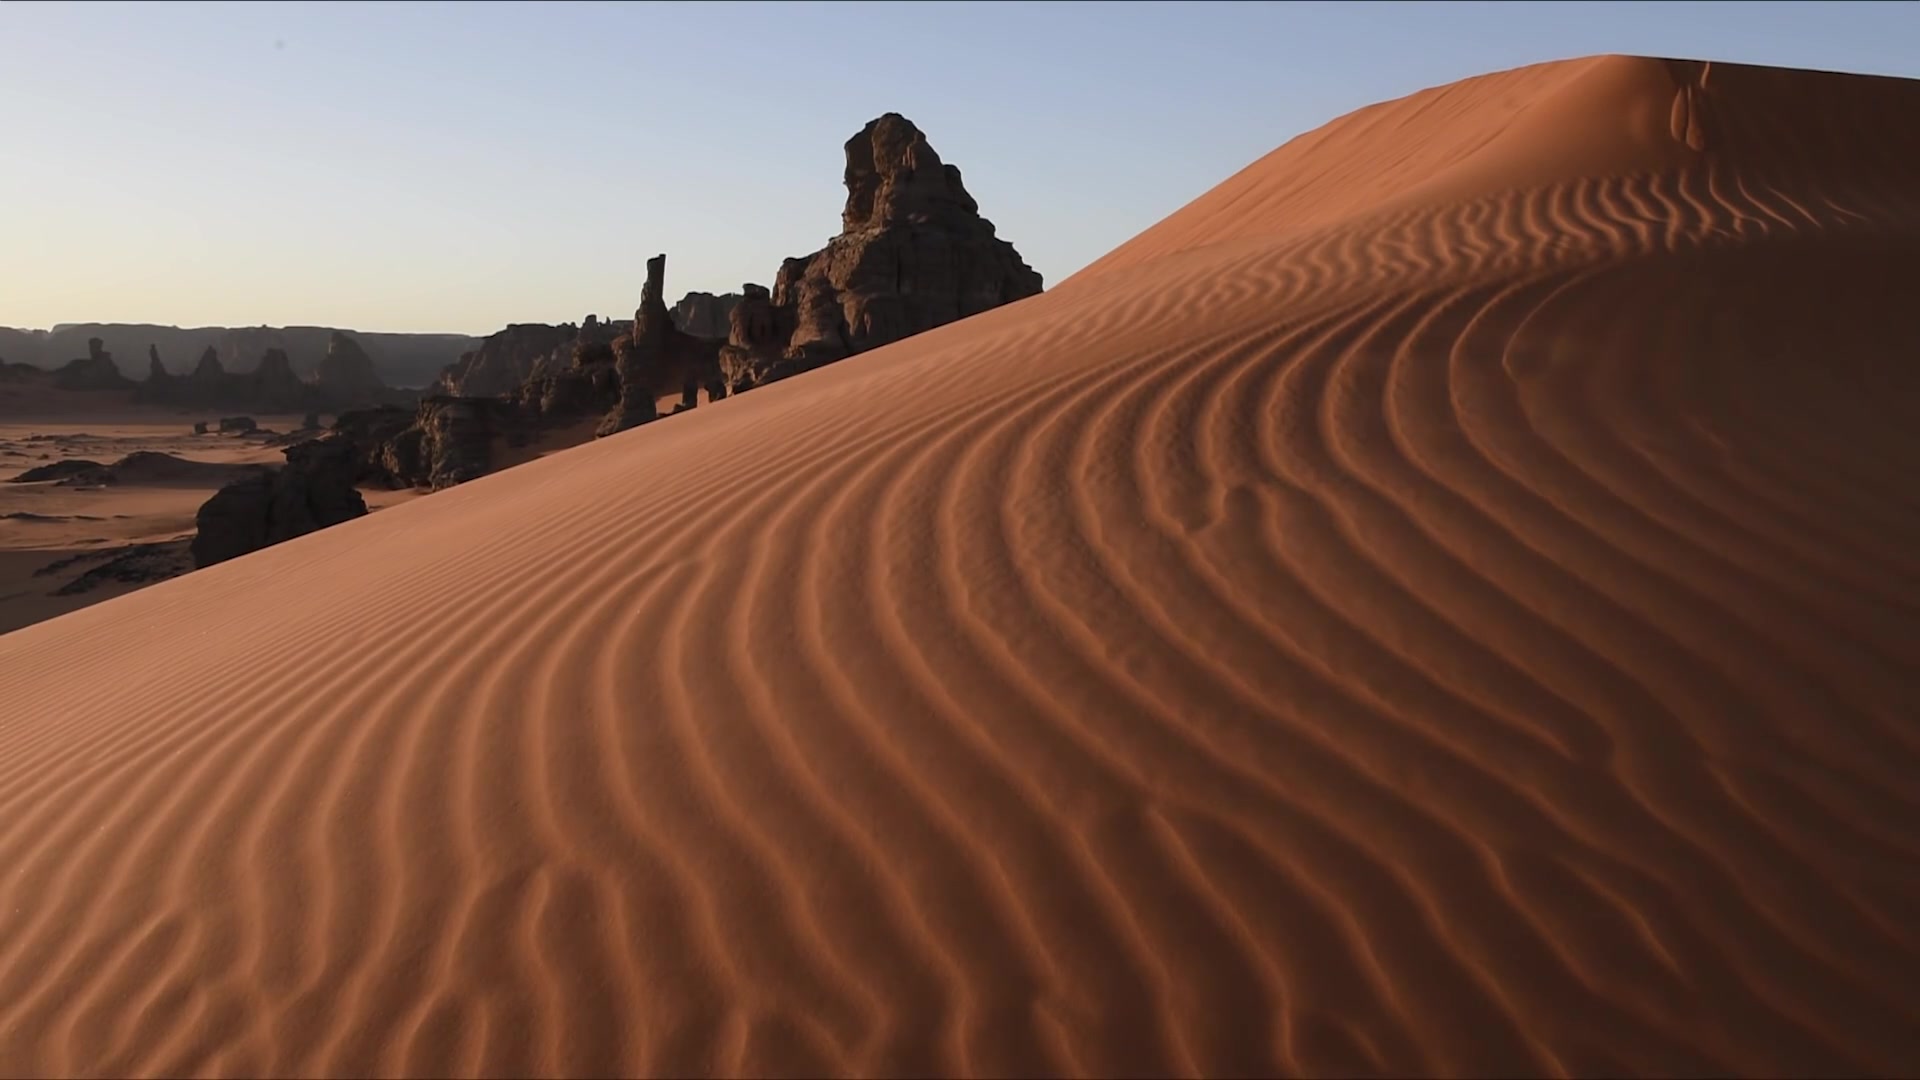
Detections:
[51, 339, 133, 391]
[721, 113, 1044, 391]
[332, 112, 1039, 492]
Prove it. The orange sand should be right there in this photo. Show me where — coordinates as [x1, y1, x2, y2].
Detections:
[1, 56, 1917, 1078]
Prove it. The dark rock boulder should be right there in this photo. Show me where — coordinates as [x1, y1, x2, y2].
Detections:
[328, 398, 499, 490]
[190, 437, 367, 568]
[218, 416, 257, 434]
[191, 473, 276, 567]
[329, 405, 419, 485]
[417, 397, 498, 489]
[52, 339, 133, 391]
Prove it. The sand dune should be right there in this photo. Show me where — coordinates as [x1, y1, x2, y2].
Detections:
[2, 55, 1918, 1078]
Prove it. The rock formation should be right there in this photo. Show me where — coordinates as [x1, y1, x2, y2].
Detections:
[671, 291, 742, 339]
[250, 348, 307, 411]
[329, 405, 424, 485]
[414, 398, 498, 489]
[434, 323, 580, 398]
[136, 339, 411, 414]
[190, 437, 367, 568]
[191, 346, 227, 384]
[0, 357, 46, 382]
[325, 113, 1038, 491]
[9, 459, 110, 485]
[599, 254, 726, 435]
[315, 331, 387, 405]
[51, 339, 133, 391]
[145, 346, 175, 390]
[719, 114, 1042, 392]
[716, 284, 792, 392]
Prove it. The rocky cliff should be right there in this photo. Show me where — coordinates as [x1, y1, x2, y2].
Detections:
[671, 291, 742, 340]
[721, 113, 1043, 392]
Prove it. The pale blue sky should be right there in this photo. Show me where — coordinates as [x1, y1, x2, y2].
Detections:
[4, 0, 1917, 334]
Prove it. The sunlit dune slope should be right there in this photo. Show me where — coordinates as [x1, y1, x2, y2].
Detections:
[2, 54, 1918, 1078]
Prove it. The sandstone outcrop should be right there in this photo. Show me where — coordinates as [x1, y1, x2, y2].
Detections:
[415, 397, 499, 489]
[670, 291, 742, 339]
[250, 348, 308, 411]
[721, 113, 1043, 392]
[325, 113, 1037, 492]
[145, 346, 175, 391]
[434, 323, 578, 398]
[599, 254, 726, 436]
[51, 339, 133, 391]
[315, 331, 386, 405]
[330, 397, 507, 491]
[191, 346, 227, 384]
[190, 437, 367, 568]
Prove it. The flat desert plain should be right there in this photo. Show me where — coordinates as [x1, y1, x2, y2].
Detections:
[0, 56, 1916, 1078]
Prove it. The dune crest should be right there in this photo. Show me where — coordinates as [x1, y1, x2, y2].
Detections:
[2, 55, 1918, 1077]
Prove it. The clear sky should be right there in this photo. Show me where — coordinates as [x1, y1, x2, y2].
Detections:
[5, 0, 1918, 334]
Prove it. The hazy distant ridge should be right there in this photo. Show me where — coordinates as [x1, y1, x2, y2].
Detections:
[0, 324, 480, 389]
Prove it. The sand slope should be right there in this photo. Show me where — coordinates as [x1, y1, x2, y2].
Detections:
[2, 55, 1918, 1078]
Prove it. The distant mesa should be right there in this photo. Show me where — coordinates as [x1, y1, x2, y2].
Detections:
[0, 324, 479, 388]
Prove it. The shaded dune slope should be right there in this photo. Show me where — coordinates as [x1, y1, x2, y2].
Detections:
[3, 55, 1919, 1078]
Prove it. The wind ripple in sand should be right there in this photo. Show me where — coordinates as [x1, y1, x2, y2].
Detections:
[3, 55, 1920, 1078]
